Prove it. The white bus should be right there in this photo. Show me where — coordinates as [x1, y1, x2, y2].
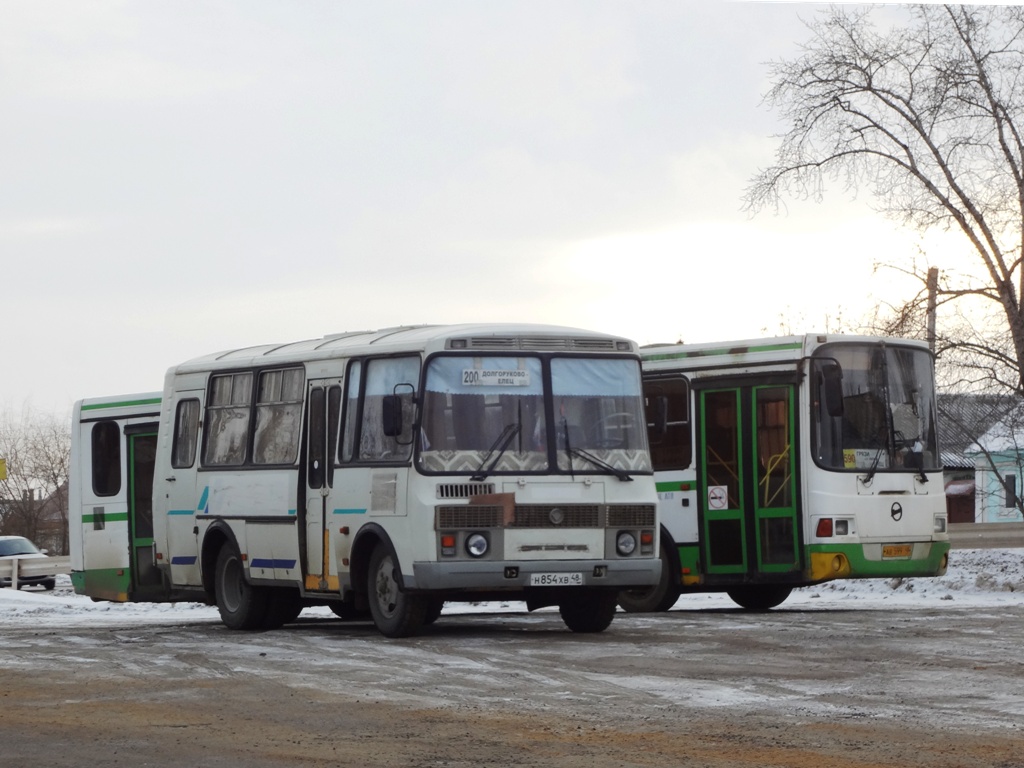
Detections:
[70, 324, 660, 636]
[618, 334, 950, 613]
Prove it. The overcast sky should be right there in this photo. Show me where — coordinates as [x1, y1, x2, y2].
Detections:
[2, 1, 942, 415]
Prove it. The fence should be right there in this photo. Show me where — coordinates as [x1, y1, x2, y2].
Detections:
[0, 555, 72, 588]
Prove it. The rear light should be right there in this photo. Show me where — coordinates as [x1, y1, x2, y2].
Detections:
[834, 519, 849, 536]
[934, 516, 947, 533]
[816, 518, 833, 538]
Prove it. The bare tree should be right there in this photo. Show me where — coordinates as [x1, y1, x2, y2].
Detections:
[746, 4, 1024, 395]
[0, 405, 71, 554]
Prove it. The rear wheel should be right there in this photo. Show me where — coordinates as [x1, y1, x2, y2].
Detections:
[329, 601, 368, 621]
[726, 585, 792, 611]
[617, 542, 679, 613]
[215, 544, 270, 630]
[559, 590, 617, 633]
[367, 544, 427, 638]
[423, 599, 444, 625]
[262, 588, 303, 629]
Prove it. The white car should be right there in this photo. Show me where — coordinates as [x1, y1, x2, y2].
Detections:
[0, 535, 56, 590]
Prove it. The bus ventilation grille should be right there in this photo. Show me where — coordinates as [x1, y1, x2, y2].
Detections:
[436, 483, 495, 499]
[450, 336, 620, 351]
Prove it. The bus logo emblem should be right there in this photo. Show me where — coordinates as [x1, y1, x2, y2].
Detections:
[891, 502, 903, 521]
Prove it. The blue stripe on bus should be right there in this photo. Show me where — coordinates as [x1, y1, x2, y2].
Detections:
[332, 508, 367, 515]
[168, 510, 194, 516]
[198, 486, 209, 514]
[170, 556, 198, 565]
[250, 559, 297, 569]
[288, 509, 297, 515]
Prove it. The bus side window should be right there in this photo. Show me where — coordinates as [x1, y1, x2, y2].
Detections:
[203, 372, 253, 466]
[357, 356, 419, 462]
[91, 421, 122, 497]
[644, 376, 691, 471]
[172, 399, 200, 469]
[253, 368, 304, 465]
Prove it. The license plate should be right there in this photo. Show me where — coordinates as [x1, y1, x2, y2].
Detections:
[882, 544, 912, 558]
[529, 572, 584, 587]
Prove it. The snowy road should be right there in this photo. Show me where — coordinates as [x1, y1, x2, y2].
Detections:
[2, 549, 1023, 767]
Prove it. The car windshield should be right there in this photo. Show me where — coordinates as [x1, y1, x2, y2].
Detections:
[0, 538, 41, 557]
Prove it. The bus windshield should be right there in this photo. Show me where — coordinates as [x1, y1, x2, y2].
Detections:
[812, 343, 940, 473]
[418, 355, 651, 476]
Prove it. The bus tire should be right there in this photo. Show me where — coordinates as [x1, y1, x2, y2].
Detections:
[726, 585, 792, 611]
[423, 599, 444, 625]
[262, 588, 303, 629]
[215, 544, 270, 630]
[329, 601, 368, 621]
[617, 542, 680, 613]
[559, 590, 617, 633]
[367, 544, 427, 638]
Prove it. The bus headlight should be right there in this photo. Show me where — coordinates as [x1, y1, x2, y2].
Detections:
[616, 531, 637, 556]
[465, 533, 489, 558]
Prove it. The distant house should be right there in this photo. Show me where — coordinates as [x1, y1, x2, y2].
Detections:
[967, 407, 1023, 523]
[938, 394, 1023, 524]
[35, 481, 69, 555]
[0, 483, 68, 555]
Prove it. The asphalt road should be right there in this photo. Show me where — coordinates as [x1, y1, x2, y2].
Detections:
[2, 598, 1023, 767]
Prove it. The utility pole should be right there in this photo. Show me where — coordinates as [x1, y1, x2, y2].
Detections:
[926, 267, 939, 354]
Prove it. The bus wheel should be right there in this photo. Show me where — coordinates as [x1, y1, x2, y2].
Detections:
[367, 544, 427, 638]
[726, 585, 792, 611]
[423, 599, 444, 626]
[559, 590, 617, 633]
[329, 601, 367, 620]
[617, 543, 680, 613]
[262, 588, 303, 629]
[215, 544, 270, 630]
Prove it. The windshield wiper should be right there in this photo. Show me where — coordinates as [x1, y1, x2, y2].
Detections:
[470, 422, 521, 482]
[567, 446, 633, 482]
[561, 419, 632, 481]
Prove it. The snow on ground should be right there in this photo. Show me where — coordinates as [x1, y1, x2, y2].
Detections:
[2, 548, 1022, 628]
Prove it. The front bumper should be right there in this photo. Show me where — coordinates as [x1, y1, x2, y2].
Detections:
[410, 557, 662, 591]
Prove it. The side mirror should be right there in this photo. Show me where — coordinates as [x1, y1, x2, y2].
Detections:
[821, 362, 845, 418]
[382, 395, 403, 437]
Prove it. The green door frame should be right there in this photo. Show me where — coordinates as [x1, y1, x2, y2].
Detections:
[698, 383, 800, 578]
[127, 428, 161, 594]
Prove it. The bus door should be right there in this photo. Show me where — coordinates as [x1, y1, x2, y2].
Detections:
[303, 380, 342, 592]
[697, 384, 800, 579]
[125, 426, 162, 595]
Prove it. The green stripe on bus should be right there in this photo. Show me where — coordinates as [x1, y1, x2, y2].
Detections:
[81, 398, 161, 411]
[642, 341, 803, 362]
[656, 480, 693, 492]
[70, 568, 131, 600]
[82, 512, 129, 523]
[808, 541, 951, 579]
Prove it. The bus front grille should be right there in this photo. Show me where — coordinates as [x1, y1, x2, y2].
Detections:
[436, 503, 654, 529]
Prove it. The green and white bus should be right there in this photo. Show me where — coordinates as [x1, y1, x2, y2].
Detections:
[618, 334, 950, 612]
[70, 324, 660, 637]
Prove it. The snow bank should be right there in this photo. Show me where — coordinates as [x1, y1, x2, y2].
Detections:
[1, 548, 1021, 628]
